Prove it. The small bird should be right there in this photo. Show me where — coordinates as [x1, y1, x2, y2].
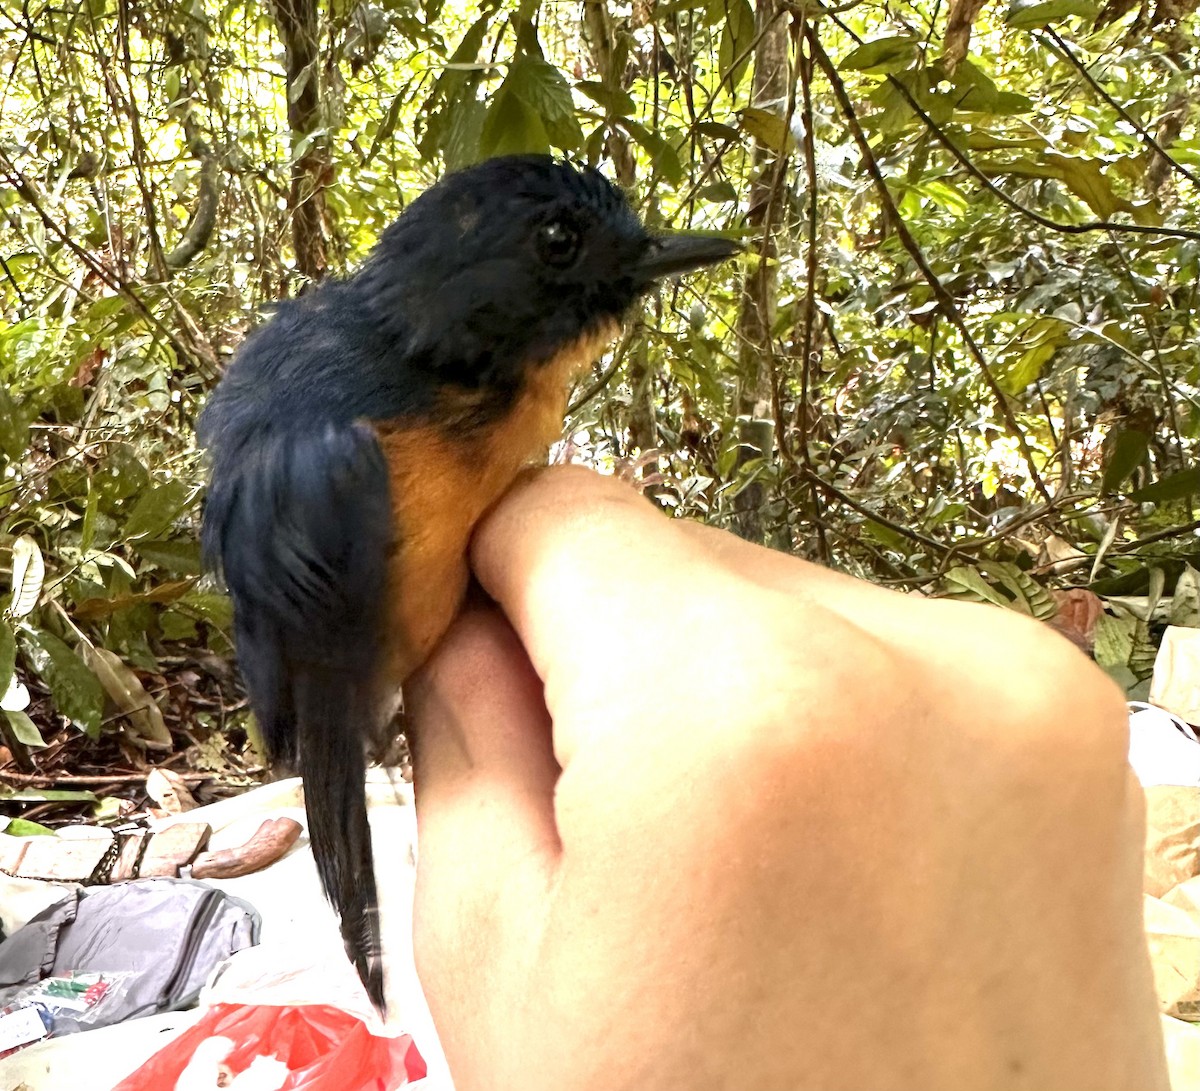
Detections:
[198, 155, 739, 1009]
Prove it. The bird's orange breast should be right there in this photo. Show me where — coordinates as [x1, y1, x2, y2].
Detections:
[372, 319, 619, 686]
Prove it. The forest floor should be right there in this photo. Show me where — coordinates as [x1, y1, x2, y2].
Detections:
[0, 653, 265, 828]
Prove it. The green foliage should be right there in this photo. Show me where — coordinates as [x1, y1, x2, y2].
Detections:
[4, 0, 1200, 745]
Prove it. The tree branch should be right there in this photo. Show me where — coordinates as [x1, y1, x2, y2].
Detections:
[806, 24, 1054, 503]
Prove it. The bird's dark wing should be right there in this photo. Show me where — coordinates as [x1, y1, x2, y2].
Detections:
[200, 417, 391, 1006]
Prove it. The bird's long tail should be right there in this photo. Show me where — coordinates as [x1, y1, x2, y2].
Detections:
[293, 666, 385, 1010]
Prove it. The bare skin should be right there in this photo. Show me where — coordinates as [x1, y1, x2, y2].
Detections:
[407, 465, 1168, 1091]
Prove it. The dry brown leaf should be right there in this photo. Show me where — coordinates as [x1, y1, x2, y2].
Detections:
[1048, 587, 1104, 651]
[146, 767, 198, 813]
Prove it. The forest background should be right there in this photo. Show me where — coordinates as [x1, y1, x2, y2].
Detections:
[1, 0, 1198, 793]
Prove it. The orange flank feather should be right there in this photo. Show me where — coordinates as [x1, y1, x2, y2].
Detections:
[373, 318, 621, 683]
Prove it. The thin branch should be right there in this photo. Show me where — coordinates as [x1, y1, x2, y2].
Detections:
[806, 24, 1054, 503]
[802, 467, 952, 553]
[826, 12, 1200, 244]
[0, 148, 206, 376]
[567, 327, 636, 414]
[794, 25, 829, 561]
[1041, 29, 1200, 191]
[1112, 517, 1200, 552]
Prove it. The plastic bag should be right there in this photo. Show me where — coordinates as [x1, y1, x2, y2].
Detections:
[0, 971, 136, 1058]
[112, 1002, 426, 1091]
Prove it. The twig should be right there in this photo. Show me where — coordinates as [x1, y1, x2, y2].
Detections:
[826, 12, 1200, 244]
[1, 771, 216, 786]
[1041, 29, 1200, 191]
[806, 25, 1053, 503]
[803, 468, 952, 553]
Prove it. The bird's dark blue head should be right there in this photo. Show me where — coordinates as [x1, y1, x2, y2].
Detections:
[354, 155, 738, 391]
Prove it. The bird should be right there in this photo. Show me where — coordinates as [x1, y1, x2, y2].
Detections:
[198, 154, 740, 1011]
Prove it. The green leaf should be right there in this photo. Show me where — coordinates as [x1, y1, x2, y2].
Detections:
[364, 92, 405, 167]
[996, 317, 1064, 393]
[696, 180, 739, 203]
[81, 645, 171, 747]
[442, 95, 487, 170]
[1006, 0, 1095, 28]
[479, 82, 549, 157]
[133, 539, 203, 576]
[1129, 467, 1200, 504]
[4, 817, 55, 835]
[4, 709, 44, 748]
[618, 119, 684, 185]
[417, 13, 493, 162]
[980, 562, 1057, 620]
[576, 80, 635, 116]
[1093, 611, 1136, 686]
[718, 0, 755, 91]
[0, 386, 29, 460]
[740, 107, 793, 152]
[81, 481, 99, 553]
[507, 56, 584, 151]
[20, 630, 105, 738]
[8, 535, 44, 618]
[160, 609, 199, 641]
[0, 785, 98, 802]
[93, 442, 150, 506]
[86, 295, 128, 321]
[0, 623, 14, 700]
[121, 480, 195, 541]
[179, 591, 235, 631]
[839, 35, 920, 74]
[942, 565, 1010, 607]
[1100, 427, 1150, 494]
[1045, 152, 1135, 219]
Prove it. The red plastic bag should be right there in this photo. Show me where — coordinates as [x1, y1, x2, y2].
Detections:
[113, 1003, 426, 1090]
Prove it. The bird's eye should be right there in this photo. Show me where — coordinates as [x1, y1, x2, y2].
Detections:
[536, 219, 582, 268]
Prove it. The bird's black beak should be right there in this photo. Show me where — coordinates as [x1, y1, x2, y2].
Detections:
[635, 233, 742, 282]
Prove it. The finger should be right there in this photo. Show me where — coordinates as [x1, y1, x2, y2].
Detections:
[407, 602, 560, 936]
[469, 467, 764, 724]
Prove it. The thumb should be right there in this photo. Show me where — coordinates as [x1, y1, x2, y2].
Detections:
[405, 602, 561, 1005]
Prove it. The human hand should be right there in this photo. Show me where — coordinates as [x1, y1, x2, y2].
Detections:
[408, 466, 1166, 1091]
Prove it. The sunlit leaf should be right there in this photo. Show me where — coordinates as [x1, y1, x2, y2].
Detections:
[718, 0, 755, 90]
[740, 107, 793, 152]
[0, 786, 98, 802]
[839, 35, 920, 73]
[1006, 0, 1095, 28]
[4, 817, 55, 835]
[8, 535, 43, 618]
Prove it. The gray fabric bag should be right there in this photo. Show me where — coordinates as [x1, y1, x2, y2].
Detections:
[0, 878, 259, 1033]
